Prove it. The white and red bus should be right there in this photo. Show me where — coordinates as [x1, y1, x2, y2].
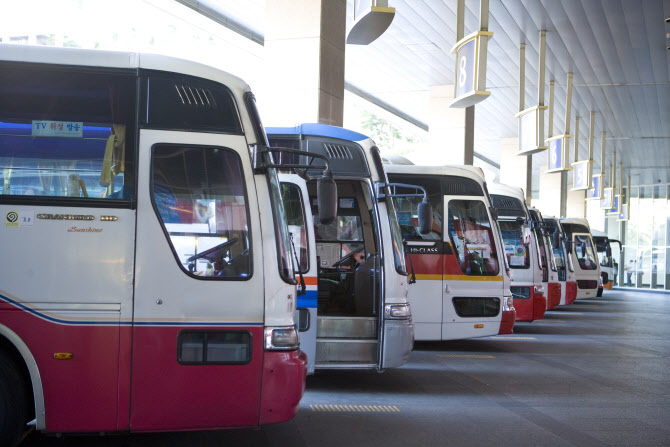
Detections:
[591, 229, 621, 291]
[560, 218, 602, 299]
[385, 164, 515, 340]
[544, 217, 578, 305]
[527, 207, 561, 310]
[489, 183, 547, 322]
[269, 124, 418, 372]
[0, 44, 322, 445]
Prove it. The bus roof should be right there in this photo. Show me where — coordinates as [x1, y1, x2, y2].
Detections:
[560, 217, 591, 229]
[384, 164, 486, 185]
[265, 123, 369, 143]
[488, 182, 526, 202]
[0, 43, 250, 94]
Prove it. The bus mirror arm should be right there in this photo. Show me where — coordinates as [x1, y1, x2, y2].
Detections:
[252, 145, 338, 224]
[376, 182, 433, 235]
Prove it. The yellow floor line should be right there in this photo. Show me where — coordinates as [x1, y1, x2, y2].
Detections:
[310, 404, 401, 413]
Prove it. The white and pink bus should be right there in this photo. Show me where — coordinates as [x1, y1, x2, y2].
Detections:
[0, 44, 328, 445]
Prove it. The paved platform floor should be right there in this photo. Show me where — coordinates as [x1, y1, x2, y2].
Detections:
[22, 289, 670, 446]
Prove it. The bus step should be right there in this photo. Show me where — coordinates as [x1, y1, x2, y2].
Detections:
[316, 339, 378, 364]
[317, 316, 378, 339]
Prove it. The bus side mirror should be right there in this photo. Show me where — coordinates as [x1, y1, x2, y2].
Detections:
[417, 200, 433, 235]
[317, 169, 337, 225]
[553, 229, 561, 249]
[581, 244, 586, 258]
[606, 245, 612, 258]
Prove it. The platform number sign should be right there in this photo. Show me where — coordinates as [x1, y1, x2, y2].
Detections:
[548, 139, 562, 171]
[573, 161, 590, 190]
[455, 39, 476, 99]
[588, 175, 601, 199]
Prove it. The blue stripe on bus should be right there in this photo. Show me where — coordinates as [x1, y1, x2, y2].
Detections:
[297, 290, 318, 308]
[266, 123, 368, 142]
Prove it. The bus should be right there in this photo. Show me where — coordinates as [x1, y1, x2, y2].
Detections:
[489, 183, 546, 322]
[268, 124, 422, 372]
[0, 44, 331, 445]
[384, 163, 515, 340]
[591, 229, 621, 290]
[544, 217, 578, 305]
[560, 218, 601, 299]
[527, 207, 561, 310]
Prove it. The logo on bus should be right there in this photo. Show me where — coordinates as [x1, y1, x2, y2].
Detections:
[5, 211, 19, 228]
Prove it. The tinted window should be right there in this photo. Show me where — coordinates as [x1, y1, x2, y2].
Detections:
[143, 73, 242, 134]
[499, 220, 530, 269]
[178, 331, 251, 365]
[448, 199, 499, 276]
[281, 182, 309, 273]
[151, 145, 251, 279]
[389, 175, 442, 241]
[0, 64, 136, 202]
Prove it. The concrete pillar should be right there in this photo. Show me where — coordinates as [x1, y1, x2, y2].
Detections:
[424, 85, 474, 165]
[499, 137, 532, 204]
[263, 0, 346, 126]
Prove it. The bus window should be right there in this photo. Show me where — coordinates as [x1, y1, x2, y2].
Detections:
[0, 66, 136, 201]
[448, 200, 499, 276]
[281, 182, 309, 273]
[574, 235, 598, 270]
[499, 220, 530, 269]
[393, 177, 442, 241]
[151, 144, 251, 279]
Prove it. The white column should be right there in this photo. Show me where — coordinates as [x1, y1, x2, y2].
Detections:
[263, 0, 346, 126]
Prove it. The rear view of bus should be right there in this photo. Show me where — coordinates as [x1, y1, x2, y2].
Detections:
[0, 44, 306, 445]
[561, 218, 601, 299]
[386, 164, 514, 340]
[489, 184, 546, 322]
[268, 124, 413, 372]
[544, 217, 578, 305]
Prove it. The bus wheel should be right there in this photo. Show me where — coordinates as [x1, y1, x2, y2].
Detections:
[0, 356, 27, 447]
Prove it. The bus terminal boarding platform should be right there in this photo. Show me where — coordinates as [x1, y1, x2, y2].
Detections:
[23, 289, 670, 447]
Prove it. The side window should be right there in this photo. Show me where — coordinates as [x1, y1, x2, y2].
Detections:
[151, 144, 251, 280]
[448, 199, 499, 276]
[390, 177, 443, 241]
[0, 65, 136, 202]
[281, 182, 309, 273]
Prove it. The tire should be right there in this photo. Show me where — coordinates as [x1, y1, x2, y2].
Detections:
[0, 356, 27, 447]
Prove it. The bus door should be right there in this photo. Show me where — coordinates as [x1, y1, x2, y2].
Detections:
[442, 196, 503, 339]
[279, 174, 317, 373]
[609, 239, 622, 287]
[309, 180, 382, 369]
[131, 130, 264, 430]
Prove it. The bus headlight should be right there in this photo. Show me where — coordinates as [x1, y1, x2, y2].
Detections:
[264, 326, 299, 351]
[534, 285, 544, 295]
[503, 296, 514, 311]
[385, 303, 411, 319]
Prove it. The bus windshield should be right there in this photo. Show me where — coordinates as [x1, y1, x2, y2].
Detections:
[574, 235, 598, 270]
[447, 199, 499, 276]
[499, 220, 530, 269]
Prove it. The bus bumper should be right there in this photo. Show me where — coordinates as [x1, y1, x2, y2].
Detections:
[532, 292, 547, 321]
[498, 310, 516, 334]
[566, 281, 578, 304]
[381, 319, 414, 369]
[259, 349, 308, 425]
[513, 289, 546, 322]
[547, 282, 562, 310]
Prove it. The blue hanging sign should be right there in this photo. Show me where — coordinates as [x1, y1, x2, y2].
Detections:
[545, 135, 572, 172]
[617, 203, 629, 221]
[572, 160, 592, 190]
[608, 195, 620, 215]
[587, 174, 604, 200]
[600, 187, 614, 210]
[450, 31, 493, 108]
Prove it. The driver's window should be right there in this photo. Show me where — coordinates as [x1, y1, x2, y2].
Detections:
[151, 144, 251, 280]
